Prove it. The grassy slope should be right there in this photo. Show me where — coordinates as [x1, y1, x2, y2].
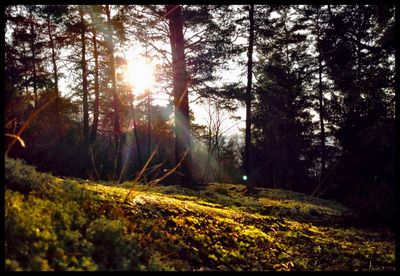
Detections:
[5, 158, 395, 271]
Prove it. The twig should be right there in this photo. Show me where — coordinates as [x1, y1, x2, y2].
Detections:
[134, 144, 159, 182]
[122, 145, 159, 203]
[6, 96, 57, 156]
[147, 150, 189, 187]
[123, 150, 188, 204]
[5, 134, 26, 148]
[146, 160, 167, 180]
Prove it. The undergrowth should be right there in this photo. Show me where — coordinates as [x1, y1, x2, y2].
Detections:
[4, 157, 395, 271]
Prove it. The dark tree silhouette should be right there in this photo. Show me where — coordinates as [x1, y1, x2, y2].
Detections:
[167, 5, 193, 186]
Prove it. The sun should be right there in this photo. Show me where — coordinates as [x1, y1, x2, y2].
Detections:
[125, 55, 155, 95]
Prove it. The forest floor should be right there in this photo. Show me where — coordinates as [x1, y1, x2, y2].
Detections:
[5, 157, 395, 271]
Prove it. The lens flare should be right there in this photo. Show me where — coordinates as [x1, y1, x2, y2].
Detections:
[125, 56, 154, 95]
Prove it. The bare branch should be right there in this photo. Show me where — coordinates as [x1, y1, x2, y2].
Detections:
[6, 96, 57, 156]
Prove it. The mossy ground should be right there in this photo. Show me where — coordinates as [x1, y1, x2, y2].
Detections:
[5, 157, 395, 271]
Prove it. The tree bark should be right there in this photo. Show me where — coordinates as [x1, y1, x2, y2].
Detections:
[244, 4, 254, 192]
[316, 8, 326, 181]
[147, 91, 151, 160]
[79, 6, 89, 141]
[29, 12, 38, 108]
[167, 5, 193, 186]
[90, 11, 100, 143]
[105, 4, 121, 180]
[130, 97, 143, 170]
[47, 19, 59, 97]
[46, 16, 63, 137]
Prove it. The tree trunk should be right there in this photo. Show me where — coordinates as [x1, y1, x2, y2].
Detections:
[317, 8, 326, 181]
[47, 19, 59, 97]
[90, 15, 100, 143]
[29, 13, 38, 108]
[22, 43, 29, 95]
[105, 4, 121, 180]
[79, 6, 89, 141]
[167, 5, 193, 186]
[47, 17, 63, 137]
[144, 47, 152, 162]
[147, 91, 151, 160]
[130, 97, 143, 170]
[244, 4, 254, 192]
[206, 101, 213, 181]
[272, 136, 277, 188]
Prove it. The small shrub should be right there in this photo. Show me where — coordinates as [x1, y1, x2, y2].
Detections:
[5, 157, 54, 196]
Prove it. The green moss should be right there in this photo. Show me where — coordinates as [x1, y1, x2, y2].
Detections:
[5, 157, 55, 195]
[4, 157, 395, 271]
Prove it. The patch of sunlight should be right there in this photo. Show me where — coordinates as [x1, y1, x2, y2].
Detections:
[53, 177, 64, 184]
[242, 225, 269, 240]
[84, 183, 133, 202]
[76, 181, 395, 271]
[163, 193, 201, 202]
[152, 194, 235, 219]
[147, 184, 199, 197]
[130, 194, 153, 205]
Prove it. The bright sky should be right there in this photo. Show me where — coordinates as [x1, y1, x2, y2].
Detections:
[124, 55, 155, 94]
[55, 15, 247, 139]
[119, 44, 246, 137]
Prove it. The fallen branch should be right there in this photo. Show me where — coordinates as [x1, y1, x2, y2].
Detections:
[146, 149, 189, 187]
[123, 149, 189, 204]
[134, 144, 159, 183]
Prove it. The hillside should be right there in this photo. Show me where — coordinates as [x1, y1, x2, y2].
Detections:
[5, 157, 395, 271]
